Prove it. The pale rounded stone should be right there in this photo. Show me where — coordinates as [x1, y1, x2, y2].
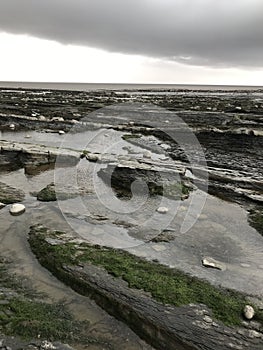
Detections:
[86, 153, 100, 162]
[156, 206, 169, 214]
[58, 130, 65, 135]
[9, 123, 15, 129]
[25, 134, 31, 139]
[143, 151, 152, 159]
[52, 117, 64, 122]
[152, 244, 167, 252]
[243, 305, 255, 320]
[240, 263, 250, 268]
[39, 115, 46, 121]
[9, 203, 26, 216]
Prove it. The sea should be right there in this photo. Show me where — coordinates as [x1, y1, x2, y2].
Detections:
[0, 81, 262, 92]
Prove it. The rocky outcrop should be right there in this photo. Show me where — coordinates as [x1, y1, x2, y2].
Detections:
[98, 160, 191, 199]
[28, 226, 263, 350]
[0, 140, 79, 173]
[0, 182, 25, 204]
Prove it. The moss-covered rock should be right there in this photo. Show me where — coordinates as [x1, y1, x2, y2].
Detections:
[37, 183, 57, 201]
[36, 183, 77, 202]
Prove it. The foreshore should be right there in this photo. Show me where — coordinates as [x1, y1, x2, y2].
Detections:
[0, 87, 262, 350]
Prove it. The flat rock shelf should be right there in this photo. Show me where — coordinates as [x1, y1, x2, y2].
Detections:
[0, 86, 262, 350]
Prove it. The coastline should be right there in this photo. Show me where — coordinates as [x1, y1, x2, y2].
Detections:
[0, 86, 262, 350]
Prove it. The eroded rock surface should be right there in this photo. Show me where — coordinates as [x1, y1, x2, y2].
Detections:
[0, 182, 25, 204]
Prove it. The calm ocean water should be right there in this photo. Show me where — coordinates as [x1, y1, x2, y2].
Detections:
[0, 81, 262, 91]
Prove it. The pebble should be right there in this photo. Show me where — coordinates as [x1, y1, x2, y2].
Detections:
[9, 123, 15, 129]
[152, 244, 167, 252]
[240, 263, 250, 268]
[86, 154, 100, 162]
[52, 117, 64, 122]
[9, 203, 26, 216]
[25, 134, 31, 138]
[156, 206, 169, 214]
[243, 305, 255, 320]
[143, 151, 152, 159]
[203, 315, 213, 323]
[58, 130, 65, 135]
[202, 257, 226, 271]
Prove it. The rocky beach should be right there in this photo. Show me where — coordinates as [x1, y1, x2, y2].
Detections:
[0, 86, 262, 350]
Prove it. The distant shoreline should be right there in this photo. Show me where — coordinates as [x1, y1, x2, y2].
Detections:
[0, 81, 263, 92]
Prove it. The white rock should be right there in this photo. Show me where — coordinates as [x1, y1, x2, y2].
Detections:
[0, 202, 6, 209]
[185, 169, 195, 179]
[243, 305, 255, 320]
[86, 153, 101, 162]
[202, 257, 226, 271]
[52, 117, 64, 122]
[58, 130, 65, 135]
[9, 203, 26, 216]
[143, 151, 152, 159]
[9, 123, 15, 129]
[152, 244, 167, 252]
[156, 206, 169, 214]
[160, 143, 170, 150]
[25, 134, 31, 139]
[39, 115, 46, 121]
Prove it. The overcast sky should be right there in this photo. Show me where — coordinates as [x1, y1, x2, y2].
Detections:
[0, 0, 263, 85]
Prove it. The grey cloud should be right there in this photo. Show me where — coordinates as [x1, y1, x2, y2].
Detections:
[0, 0, 262, 68]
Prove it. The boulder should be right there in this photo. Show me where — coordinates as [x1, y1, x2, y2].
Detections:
[9, 203, 26, 215]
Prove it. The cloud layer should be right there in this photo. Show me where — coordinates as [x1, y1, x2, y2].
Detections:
[0, 0, 262, 68]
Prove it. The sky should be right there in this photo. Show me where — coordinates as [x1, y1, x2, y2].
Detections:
[0, 0, 263, 85]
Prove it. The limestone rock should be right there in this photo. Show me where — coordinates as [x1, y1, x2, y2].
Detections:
[9, 203, 26, 215]
[243, 305, 255, 320]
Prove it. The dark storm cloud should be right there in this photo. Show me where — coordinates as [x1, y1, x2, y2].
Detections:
[0, 0, 262, 68]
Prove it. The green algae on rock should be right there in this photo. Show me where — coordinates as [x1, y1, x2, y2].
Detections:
[28, 225, 263, 327]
